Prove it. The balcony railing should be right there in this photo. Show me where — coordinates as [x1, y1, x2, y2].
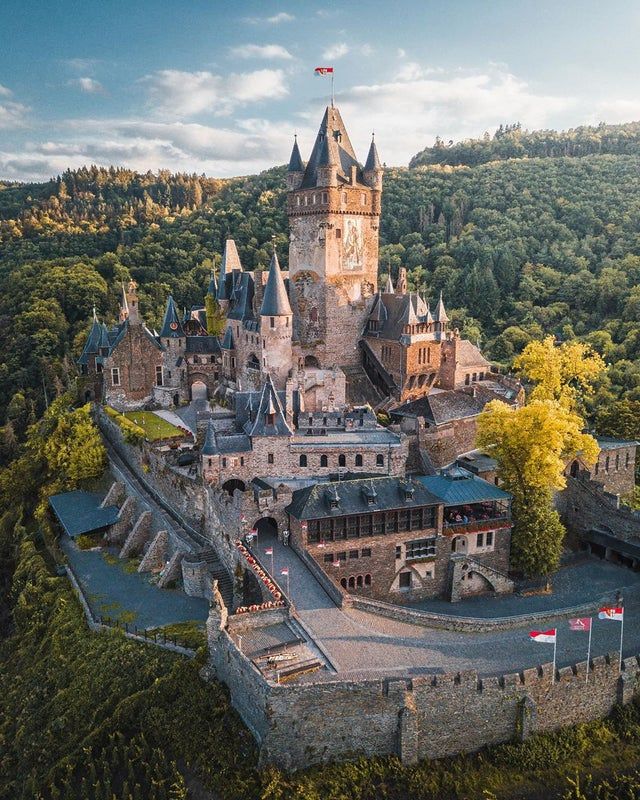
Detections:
[444, 515, 511, 534]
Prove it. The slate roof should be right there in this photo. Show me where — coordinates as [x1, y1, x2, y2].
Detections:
[453, 339, 491, 368]
[221, 327, 234, 350]
[260, 251, 292, 316]
[78, 318, 103, 365]
[596, 436, 640, 450]
[186, 336, 220, 354]
[418, 467, 511, 506]
[392, 386, 509, 426]
[364, 137, 382, 171]
[301, 105, 364, 189]
[226, 271, 255, 321]
[159, 295, 185, 338]
[216, 434, 252, 454]
[202, 419, 217, 455]
[49, 490, 120, 537]
[286, 476, 442, 520]
[245, 375, 293, 437]
[288, 137, 304, 172]
[217, 239, 242, 301]
[290, 429, 400, 447]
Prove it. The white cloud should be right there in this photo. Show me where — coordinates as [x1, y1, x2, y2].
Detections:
[229, 44, 294, 60]
[141, 68, 288, 117]
[244, 12, 294, 24]
[62, 57, 101, 73]
[322, 43, 349, 60]
[69, 77, 104, 94]
[360, 44, 374, 57]
[0, 84, 29, 129]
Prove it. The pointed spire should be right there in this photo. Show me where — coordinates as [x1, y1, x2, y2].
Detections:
[247, 374, 293, 437]
[434, 291, 449, 324]
[425, 302, 434, 325]
[119, 283, 129, 322]
[288, 135, 304, 172]
[92, 305, 98, 322]
[364, 134, 381, 172]
[221, 326, 234, 350]
[207, 269, 217, 297]
[159, 295, 185, 338]
[202, 418, 217, 456]
[400, 293, 419, 326]
[260, 248, 292, 317]
[384, 274, 394, 293]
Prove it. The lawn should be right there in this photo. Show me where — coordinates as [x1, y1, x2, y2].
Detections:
[123, 411, 184, 441]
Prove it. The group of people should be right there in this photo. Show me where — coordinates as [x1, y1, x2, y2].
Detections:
[445, 503, 497, 526]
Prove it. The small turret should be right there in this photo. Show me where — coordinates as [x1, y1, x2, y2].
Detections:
[125, 280, 140, 325]
[363, 133, 383, 190]
[260, 250, 292, 317]
[286, 135, 305, 191]
[434, 291, 449, 324]
[159, 295, 185, 340]
[396, 267, 408, 295]
[119, 283, 129, 323]
[259, 249, 293, 389]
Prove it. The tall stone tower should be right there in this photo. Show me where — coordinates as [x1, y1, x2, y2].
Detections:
[286, 106, 383, 369]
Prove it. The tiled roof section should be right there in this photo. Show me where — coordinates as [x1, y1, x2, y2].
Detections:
[186, 336, 220, 354]
[246, 375, 293, 437]
[226, 272, 255, 321]
[202, 418, 217, 455]
[288, 136, 304, 172]
[78, 318, 103, 364]
[286, 476, 442, 521]
[418, 467, 511, 505]
[434, 291, 449, 323]
[392, 389, 487, 425]
[301, 105, 363, 189]
[221, 326, 234, 350]
[260, 251, 292, 316]
[454, 339, 491, 368]
[596, 436, 640, 450]
[159, 295, 185, 338]
[216, 434, 252, 454]
[368, 295, 387, 323]
[49, 490, 120, 537]
[367, 292, 428, 340]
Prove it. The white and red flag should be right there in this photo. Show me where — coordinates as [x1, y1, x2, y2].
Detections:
[569, 617, 592, 631]
[332, 560, 341, 567]
[599, 606, 624, 621]
[529, 629, 557, 644]
[280, 568, 289, 576]
[314, 66, 334, 76]
[264, 547, 273, 556]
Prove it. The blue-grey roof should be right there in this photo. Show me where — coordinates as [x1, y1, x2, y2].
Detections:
[159, 295, 185, 338]
[596, 436, 639, 450]
[78, 318, 103, 365]
[288, 137, 304, 172]
[49, 490, 120, 537]
[418, 467, 511, 506]
[186, 335, 220, 354]
[246, 375, 293, 437]
[221, 326, 234, 350]
[226, 272, 255, 321]
[260, 251, 292, 317]
[202, 419, 217, 455]
[287, 476, 441, 521]
[364, 137, 381, 171]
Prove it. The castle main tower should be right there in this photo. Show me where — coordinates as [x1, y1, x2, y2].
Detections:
[286, 106, 383, 369]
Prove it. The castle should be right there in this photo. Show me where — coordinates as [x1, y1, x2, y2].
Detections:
[78, 103, 524, 605]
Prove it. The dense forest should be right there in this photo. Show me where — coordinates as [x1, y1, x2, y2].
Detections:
[410, 119, 640, 167]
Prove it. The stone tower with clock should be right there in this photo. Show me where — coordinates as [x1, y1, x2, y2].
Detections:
[286, 105, 383, 369]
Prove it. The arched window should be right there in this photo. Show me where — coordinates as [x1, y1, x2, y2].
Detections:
[356, 575, 363, 588]
[338, 454, 346, 467]
[348, 576, 355, 589]
[364, 574, 372, 586]
[300, 454, 307, 467]
[340, 578, 347, 589]
[320, 455, 328, 467]
[376, 454, 384, 467]
[355, 454, 363, 467]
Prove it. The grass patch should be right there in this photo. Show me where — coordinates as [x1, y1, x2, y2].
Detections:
[102, 551, 118, 566]
[123, 558, 141, 574]
[123, 411, 184, 441]
[147, 620, 206, 650]
[75, 532, 103, 550]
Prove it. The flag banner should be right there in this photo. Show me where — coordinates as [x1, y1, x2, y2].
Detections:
[569, 617, 592, 631]
[314, 66, 334, 75]
[280, 568, 289, 576]
[264, 547, 273, 556]
[317, 542, 326, 548]
[529, 629, 557, 643]
[332, 560, 341, 567]
[599, 606, 624, 621]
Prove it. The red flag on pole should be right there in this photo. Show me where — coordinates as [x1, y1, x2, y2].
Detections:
[529, 629, 557, 643]
[599, 606, 624, 621]
[569, 617, 592, 631]
[314, 66, 334, 75]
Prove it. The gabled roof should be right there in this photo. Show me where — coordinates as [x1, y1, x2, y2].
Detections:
[418, 467, 511, 505]
[392, 389, 489, 426]
[246, 375, 293, 437]
[434, 291, 449, 324]
[159, 295, 185, 338]
[186, 335, 220, 354]
[221, 326, 234, 350]
[260, 251, 292, 316]
[202, 419, 217, 455]
[286, 476, 441, 520]
[301, 105, 363, 189]
[226, 271, 255, 321]
[368, 294, 387, 323]
[77, 317, 103, 364]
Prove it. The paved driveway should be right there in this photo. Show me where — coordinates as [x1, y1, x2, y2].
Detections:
[247, 535, 640, 681]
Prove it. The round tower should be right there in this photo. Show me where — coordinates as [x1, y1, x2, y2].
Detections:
[259, 249, 293, 390]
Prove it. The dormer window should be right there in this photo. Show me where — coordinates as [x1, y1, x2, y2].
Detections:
[333, 129, 342, 142]
[266, 413, 275, 426]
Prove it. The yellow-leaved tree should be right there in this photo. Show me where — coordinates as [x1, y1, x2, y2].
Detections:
[513, 335, 605, 410]
[477, 399, 599, 577]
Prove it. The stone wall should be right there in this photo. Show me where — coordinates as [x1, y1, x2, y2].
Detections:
[103, 323, 163, 410]
[207, 603, 640, 770]
[590, 444, 637, 497]
[559, 473, 640, 541]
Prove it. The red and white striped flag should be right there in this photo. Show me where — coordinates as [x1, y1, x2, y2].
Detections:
[569, 617, 592, 631]
[529, 629, 557, 644]
[280, 568, 289, 576]
[264, 547, 273, 556]
[599, 606, 624, 621]
[332, 560, 341, 567]
[314, 66, 334, 76]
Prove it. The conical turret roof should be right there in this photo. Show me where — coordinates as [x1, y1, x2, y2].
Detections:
[384, 274, 394, 293]
[288, 136, 304, 172]
[247, 374, 293, 437]
[202, 418, 217, 455]
[301, 105, 362, 188]
[434, 291, 449, 324]
[364, 136, 381, 171]
[159, 295, 185, 338]
[260, 251, 292, 316]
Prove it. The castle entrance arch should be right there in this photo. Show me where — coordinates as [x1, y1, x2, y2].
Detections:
[452, 535, 467, 554]
[253, 517, 278, 540]
[189, 379, 208, 401]
[222, 479, 246, 496]
[304, 355, 321, 369]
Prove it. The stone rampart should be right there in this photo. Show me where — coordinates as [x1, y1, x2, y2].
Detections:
[207, 601, 640, 770]
[559, 473, 640, 541]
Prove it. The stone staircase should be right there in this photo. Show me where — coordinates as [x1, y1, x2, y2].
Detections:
[195, 546, 234, 607]
[342, 364, 385, 407]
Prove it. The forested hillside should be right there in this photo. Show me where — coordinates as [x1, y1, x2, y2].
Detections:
[410, 119, 640, 167]
[2, 143, 640, 461]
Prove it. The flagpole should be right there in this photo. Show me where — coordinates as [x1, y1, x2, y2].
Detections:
[619, 610, 624, 670]
[331, 72, 334, 107]
[585, 623, 592, 684]
[270, 549, 274, 577]
[552, 633, 557, 685]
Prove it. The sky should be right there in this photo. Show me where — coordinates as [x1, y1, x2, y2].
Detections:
[1, 0, 640, 182]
